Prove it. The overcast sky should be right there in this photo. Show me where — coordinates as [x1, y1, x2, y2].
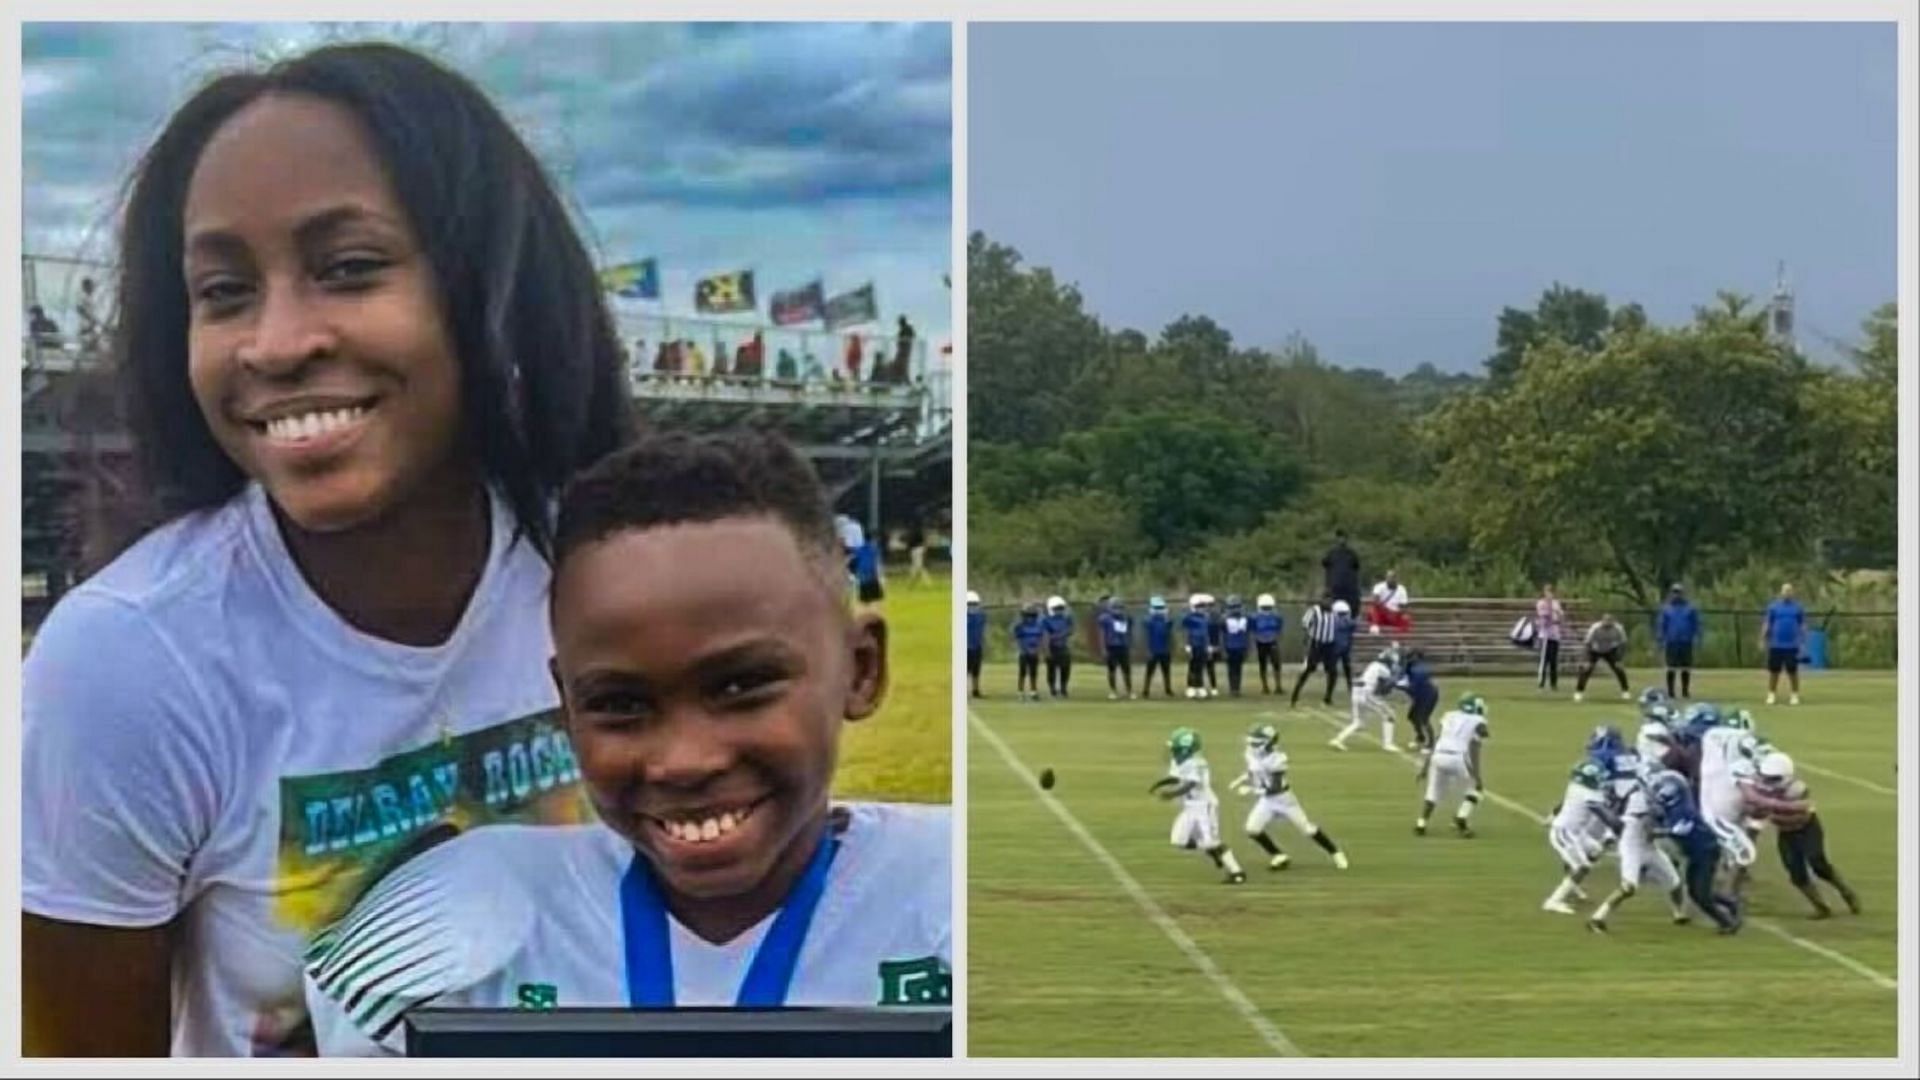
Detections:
[23, 21, 953, 345]
[971, 22, 1896, 372]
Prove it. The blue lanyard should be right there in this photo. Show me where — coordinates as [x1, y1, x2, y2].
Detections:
[621, 830, 840, 1007]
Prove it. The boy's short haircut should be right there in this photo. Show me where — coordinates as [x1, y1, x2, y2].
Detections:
[554, 431, 839, 572]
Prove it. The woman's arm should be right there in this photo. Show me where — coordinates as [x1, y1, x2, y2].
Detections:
[23, 915, 175, 1056]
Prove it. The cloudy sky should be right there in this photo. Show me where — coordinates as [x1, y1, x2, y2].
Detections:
[973, 22, 1896, 372]
[23, 21, 953, 346]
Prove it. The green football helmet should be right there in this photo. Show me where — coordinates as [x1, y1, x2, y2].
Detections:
[1571, 760, 1606, 790]
[1458, 694, 1487, 717]
[1169, 727, 1203, 763]
[1727, 708, 1756, 732]
[1246, 722, 1279, 752]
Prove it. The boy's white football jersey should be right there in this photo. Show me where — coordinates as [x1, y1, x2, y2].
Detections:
[1434, 711, 1487, 756]
[1700, 727, 1744, 789]
[1170, 756, 1216, 808]
[1359, 660, 1396, 696]
[1552, 782, 1603, 832]
[1242, 748, 1291, 795]
[302, 802, 951, 1056]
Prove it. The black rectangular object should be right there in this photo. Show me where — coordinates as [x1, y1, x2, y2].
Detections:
[403, 1006, 952, 1058]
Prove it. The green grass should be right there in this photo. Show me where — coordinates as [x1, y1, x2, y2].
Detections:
[835, 570, 952, 803]
[969, 666, 1897, 1057]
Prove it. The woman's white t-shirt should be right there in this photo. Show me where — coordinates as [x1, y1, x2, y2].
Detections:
[302, 803, 953, 1056]
[22, 483, 589, 1056]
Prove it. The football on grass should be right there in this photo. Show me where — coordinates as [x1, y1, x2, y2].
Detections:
[1039, 767, 1056, 790]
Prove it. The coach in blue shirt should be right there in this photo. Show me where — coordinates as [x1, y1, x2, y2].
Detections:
[1656, 585, 1703, 700]
[1762, 582, 1808, 706]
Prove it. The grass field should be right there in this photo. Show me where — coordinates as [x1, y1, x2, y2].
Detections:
[834, 569, 952, 803]
[969, 665, 1898, 1057]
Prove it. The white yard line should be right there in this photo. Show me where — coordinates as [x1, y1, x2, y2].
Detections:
[1294, 704, 1897, 993]
[969, 709, 1303, 1057]
[1793, 760, 1897, 798]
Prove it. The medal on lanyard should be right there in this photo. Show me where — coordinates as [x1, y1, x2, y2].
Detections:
[621, 831, 840, 1007]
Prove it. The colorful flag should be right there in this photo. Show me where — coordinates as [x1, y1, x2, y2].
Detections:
[824, 283, 878, 330]
[770, 280, 826, 326]
[598, 258, 659, 300]
[695, 270, 756, 314]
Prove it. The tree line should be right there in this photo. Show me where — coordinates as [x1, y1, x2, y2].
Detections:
[968, 230, 1898, 615]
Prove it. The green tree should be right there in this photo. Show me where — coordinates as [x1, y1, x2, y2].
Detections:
[967, 232, 1108, 446]
[1485, 283, 1614, 383]
[1429, 319, 1819, 606]
[1802, 302, 1898, 567]
[1059, 410, 1305, 554]
[971, 491, 1151, 579]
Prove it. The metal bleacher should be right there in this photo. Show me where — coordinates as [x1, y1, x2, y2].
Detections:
[20, 253, 952, 624]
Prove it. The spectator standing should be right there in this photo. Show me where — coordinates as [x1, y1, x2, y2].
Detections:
[775, 348, 799, 382]
[1322, 529, 1362, 612]
[905, 520, 932, 586]
[844, 334, 863, 381]
[1763, 583, 1808, 706]
[1573, 612, 1632, 702]
[76, 277, 104, 352]
[894, 316, 917, 383]
[1534, 583, 1567, 692]
[1657, 584, 1703, 699]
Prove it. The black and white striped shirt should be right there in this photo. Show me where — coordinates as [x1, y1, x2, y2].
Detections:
[1302, 603, 1337, 645]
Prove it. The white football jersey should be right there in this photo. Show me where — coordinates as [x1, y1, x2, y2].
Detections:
[1434, 711, 1488, 757]
[1634, 725, 1673, 771]
[1359, 660, 1397, 696]
[303, 803, 951, 1056]
[1170, 755, 1217, 809]
[1552, 782, 1603, 833]
[1243, 748, 1292, 796]
[1700, 727, 1745, 792]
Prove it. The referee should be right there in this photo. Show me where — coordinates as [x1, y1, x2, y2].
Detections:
[1291, 592, 1340, 707]
[1572, 612, 1631, 702]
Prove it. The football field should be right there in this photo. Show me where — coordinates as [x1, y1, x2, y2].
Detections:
[834, 570, 952, 803]
[968, 665, 1899, 1057]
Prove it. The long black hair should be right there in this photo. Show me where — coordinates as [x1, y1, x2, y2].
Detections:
[111, 41, 634, 560]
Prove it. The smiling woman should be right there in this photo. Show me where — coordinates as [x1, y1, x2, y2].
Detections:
[20, 42, 634, 1057]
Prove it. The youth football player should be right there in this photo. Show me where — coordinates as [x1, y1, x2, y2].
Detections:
[1149, 728, 1246, 884]
[1234, 724, 1349, 871]
[1013, 603, 1046, 701]
[1099, 598, 1136, 700]
[1143, 596, 1174, 699]
[1740, 753, 1861, 919]
[1330, 643, 1402, 752]
[966, 591, 986, 699]
[1415, 694, 1489, 838]
[1251, 594, 1284, 694]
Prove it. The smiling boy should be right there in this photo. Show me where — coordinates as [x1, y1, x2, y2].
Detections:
[301, 431, 950, 1054]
